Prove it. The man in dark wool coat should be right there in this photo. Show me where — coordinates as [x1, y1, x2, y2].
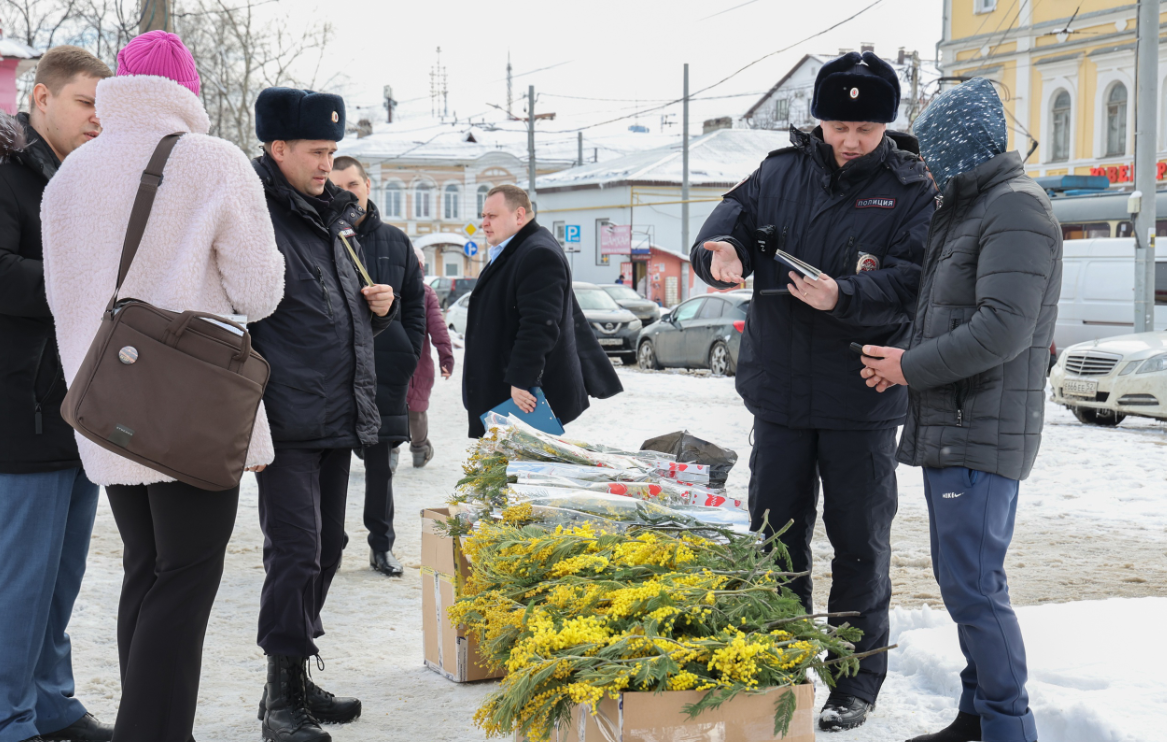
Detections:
[691, 51, 938, 731]
[463, 184, 622, 438]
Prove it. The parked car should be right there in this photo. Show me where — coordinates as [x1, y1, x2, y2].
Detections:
[636, 293, 749, 375]
[1049, 331, 1167, 426]
[428, 275, 478, 309]
[445, 291, 471, 336]
[597, 284, 661, 324]
[1054, 237, 1167, 349]
[573, 281, 642, 365]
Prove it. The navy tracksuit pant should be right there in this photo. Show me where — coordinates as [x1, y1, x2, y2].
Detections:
[256, 448, 351, 657]
[749, 419, 898, 704]
[922, 467, 1038, 742]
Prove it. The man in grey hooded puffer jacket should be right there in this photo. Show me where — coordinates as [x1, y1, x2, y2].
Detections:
[861, 78, 1060, 742]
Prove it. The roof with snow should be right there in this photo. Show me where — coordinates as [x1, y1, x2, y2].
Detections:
[337, 113, 683, 167]
[533, 128, 788, 192]
[0, 35, 40, 60]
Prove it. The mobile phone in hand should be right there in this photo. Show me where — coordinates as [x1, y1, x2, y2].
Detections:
[850, 342, 884, 360]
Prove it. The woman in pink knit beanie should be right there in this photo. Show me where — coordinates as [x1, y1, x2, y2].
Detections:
[115, 29, 200, 96]
[42, 25, 285, 742]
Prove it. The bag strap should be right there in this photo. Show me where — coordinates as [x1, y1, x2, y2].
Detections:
[111, 132, 185, 301]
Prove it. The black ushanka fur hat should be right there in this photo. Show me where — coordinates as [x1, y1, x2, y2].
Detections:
[811, 51, 900, 124]
[255, 87, 346, 143]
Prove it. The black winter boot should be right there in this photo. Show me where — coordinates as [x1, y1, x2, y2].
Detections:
[259, 657, 362, 724]
[818, 692, 874, 731]
[261, 655, 331, 742]
[906, 711, 982, 742]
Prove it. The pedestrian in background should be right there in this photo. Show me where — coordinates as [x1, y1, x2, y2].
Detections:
[329, 155, 426, 579]
[249, 87, 397, 742]
[40, 31, 285, 742]
[406, 244, 454, 465]
[463, 185, 622, 438]
[861, 78, 1060, 742]
[691, 51, 937, 731]
[0, 46, 115, 742]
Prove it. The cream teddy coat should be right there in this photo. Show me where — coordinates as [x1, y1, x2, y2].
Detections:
[41, 75, 285, 487]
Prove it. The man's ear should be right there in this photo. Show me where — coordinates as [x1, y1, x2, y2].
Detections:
[31, 83, 51, 114]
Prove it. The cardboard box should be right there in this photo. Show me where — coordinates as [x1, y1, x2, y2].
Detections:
[519, 683, 814, 742]
[420, 507, 505, 683]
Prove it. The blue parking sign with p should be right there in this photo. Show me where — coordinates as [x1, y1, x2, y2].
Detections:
[565, 225, 581, 243]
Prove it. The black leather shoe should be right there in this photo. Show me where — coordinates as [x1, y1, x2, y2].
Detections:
[42, 713, 114, 741]
[818, 693, 874, 732]
[303, 678, 361, 724]
[906, 711, 982, 742]
[370, 548, 403, 577]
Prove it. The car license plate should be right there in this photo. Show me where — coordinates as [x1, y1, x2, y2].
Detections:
[1064, 379, 1098, 397]
[598, 338, 623, 346]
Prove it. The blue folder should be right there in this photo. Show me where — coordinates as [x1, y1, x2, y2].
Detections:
[481, 387, 565, 436]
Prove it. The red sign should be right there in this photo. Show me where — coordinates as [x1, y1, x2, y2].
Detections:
[1089, 161, 1167, 183]
[600, 224, 632, 255]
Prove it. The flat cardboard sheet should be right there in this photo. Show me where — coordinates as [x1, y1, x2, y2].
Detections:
[420, 507, 504, 683]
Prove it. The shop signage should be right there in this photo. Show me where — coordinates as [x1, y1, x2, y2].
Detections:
[1089, 161, 1167, 183]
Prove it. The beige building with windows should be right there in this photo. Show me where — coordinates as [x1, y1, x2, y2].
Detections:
[940, 0, 1167, 191]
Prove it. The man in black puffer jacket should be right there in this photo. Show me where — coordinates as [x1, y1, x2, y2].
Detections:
[862, 78, 1057, 742]
[330, 156, 425, 578]
[249, 88, 397, 742]
[691, 52, 937, 731]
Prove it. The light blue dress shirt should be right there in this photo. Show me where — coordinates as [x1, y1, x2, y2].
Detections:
[488, 234, 514, 263]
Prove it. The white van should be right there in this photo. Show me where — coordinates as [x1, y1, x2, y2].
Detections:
[1055, 238, 1167, 349]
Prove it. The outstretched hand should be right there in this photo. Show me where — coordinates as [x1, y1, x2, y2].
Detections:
[703, 241, 744, 284]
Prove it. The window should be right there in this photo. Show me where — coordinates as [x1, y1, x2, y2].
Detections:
[414, 182, 433, 219]
[443, 183, 461, 220]
[595, 218, 611, 266]
[774, 98, 790, 122]
[697, 298, 726, 320]
[476, 184, 491, 217]
[1116, 220, 1133, 238]
[575, 288, 620, 311]
[1106, 83, 1128, 157]
[383, 182, 402, 218]
[1060, 222, 1112, 240]
[1051, 91, 1071, 162]
[673, 299, 704, 323]
[974, 0, 997, 13]
[444, 263, 459, 277]
[1156, 262, 1167, 305]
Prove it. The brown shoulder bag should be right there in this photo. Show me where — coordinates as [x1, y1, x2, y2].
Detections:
[61, 133, 271, 491]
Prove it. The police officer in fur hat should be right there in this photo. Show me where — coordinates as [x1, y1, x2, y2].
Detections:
[691, 51, 937, 731]
[248, 87, 398, 742]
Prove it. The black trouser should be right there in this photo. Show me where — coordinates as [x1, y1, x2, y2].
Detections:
[256, 448, 350, 657]
[105, 481, 239, 742]
[748, 419, 898, 704]
[362, 440, 397, 553]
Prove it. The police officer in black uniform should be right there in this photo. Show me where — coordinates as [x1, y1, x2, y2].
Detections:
[691, 52, 937, 731]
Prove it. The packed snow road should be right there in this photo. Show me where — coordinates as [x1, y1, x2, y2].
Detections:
[69, 350, 1167, 741]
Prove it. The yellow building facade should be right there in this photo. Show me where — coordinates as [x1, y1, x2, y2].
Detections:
[940, 0, 1167, 188]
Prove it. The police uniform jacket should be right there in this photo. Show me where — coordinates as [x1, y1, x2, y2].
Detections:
[691, 126, 936, 430]
[250, 155, 395, 449]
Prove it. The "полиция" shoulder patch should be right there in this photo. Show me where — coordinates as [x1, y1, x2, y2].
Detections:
[855, 197, 896, 209]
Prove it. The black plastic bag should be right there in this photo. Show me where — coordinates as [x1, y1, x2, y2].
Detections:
[640, 431, 738, 487]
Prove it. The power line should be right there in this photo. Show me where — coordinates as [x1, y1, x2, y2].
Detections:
[700, 0, 763, 21]
[544, 0, 886, 133]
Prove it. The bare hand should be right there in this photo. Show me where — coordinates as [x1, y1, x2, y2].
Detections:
[511, 386, 537, 413]
[247, 464, 266, 473]
[788, 271, 839, 311]
[362, 284, 395, 316]
[703, 241, 744, 284]
[859, 346, 907, 392]
[441, 366, 452, 379]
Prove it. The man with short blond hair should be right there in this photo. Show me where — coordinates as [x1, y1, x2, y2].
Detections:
[0, 45, 115, 742]
[462, 184, 622, 438]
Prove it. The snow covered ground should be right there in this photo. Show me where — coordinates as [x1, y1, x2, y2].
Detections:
[67, 350, 1167, 741]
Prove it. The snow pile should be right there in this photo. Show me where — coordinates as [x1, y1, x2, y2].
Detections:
[889, 598, 1167, 742]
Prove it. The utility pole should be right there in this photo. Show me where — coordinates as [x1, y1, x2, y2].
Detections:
[507, 52, 513, 118]
[681, 63, 691, 301]
[1134, 0, 1159, 332]
[577, 131, 583, 167]
[528, 85, 537, 215]
[139, 0, 171, 33]
[909, 51, 920, 124]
